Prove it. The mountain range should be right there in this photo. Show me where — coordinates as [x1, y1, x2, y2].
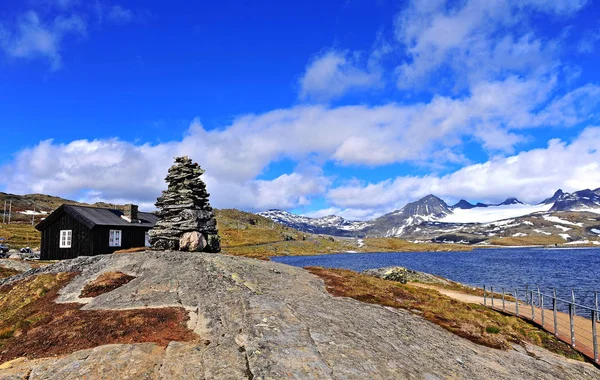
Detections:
[259, 188, 600, 244]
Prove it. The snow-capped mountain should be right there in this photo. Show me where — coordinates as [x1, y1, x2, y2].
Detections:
[257, 210, 369, 236]
[550, 188, 600, 212]
[452, 199, 476, 209]
[258, 187, 600, 240]
[364, 195, 452, 237]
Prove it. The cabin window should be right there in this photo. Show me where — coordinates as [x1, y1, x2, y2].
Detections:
[59, 230, 72, 248]
[109, 230, 122, 247]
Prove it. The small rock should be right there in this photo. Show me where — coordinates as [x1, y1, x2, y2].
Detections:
[179, 232, 207, 252]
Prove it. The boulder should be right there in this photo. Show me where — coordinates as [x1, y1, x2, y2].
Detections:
[179, 232, 207, 252]
[362, 266, 453, 285]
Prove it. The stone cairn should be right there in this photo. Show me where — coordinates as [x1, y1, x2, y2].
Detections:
[149, 156, 221, 252]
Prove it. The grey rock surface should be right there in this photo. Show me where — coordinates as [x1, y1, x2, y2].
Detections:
[0, 258, 36, 272]
[1, 251, 599, 379]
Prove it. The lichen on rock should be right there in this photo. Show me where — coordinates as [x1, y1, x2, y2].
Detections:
[149, 156, 221, 252]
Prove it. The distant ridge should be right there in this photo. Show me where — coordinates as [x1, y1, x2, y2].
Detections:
[259, 187, 600, 239]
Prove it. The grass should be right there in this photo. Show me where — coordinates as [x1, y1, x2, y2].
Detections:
[0, 273, 196, 364]
[0, 267, 21, 280]
[361, 238, 471, 252]
[307, 267, 583, 361]
[489, 235, 565, 246]
[0, 223, 40, 250]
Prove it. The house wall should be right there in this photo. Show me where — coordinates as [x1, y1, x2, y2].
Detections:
[40, 213, 93, 260]
[91, 226, 148, 255]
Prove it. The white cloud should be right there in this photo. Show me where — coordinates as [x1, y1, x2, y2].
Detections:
[325, 127, 600, 218]
[0, 11, 86, 70]
[299, 50, 381, 101]
[393, 0, 584, 90]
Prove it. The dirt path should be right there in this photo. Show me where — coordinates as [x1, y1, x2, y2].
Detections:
[410, 283, 599, 363]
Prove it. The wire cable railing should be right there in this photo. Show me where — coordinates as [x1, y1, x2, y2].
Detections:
[482, 285, 599, 364]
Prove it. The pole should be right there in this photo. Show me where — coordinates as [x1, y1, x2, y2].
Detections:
[491, 286, 494, 308]
[553, 288, 558, 336]
[569, 303, 575, 347]
[593, 310, 598, 362]
[502, 288, 506, 312]
[483, 285, 487, 306]
[515, 290, 519, 317]
[541, 293, 545, 328]
[594, 290, 600, 321]
[7, 201, 11, 224]
[572, 289, 576, 317]
[531, 290, 535, 320]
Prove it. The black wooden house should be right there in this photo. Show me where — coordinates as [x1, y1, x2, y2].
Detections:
[36, 204, 158, 260]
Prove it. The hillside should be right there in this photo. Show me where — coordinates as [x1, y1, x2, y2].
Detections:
[0, 252, 597, 378]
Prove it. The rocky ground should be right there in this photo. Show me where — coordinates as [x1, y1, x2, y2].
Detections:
[0, 252, 599, 379]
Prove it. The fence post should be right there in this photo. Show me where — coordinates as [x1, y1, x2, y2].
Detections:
[569, 303, 575, 347]
[553, 288, 558, 336]
[572, 289, 576, 317]
[515, 290, 519, 317]
[594, 290, 600, 321]
[593, 310, 598, 363]
[483, 285, 487, 306]
[531, 290, 535, 320]
[541, 293, 545, 328]
[491, 286, 494, 308]
[502, 287, 506, 312]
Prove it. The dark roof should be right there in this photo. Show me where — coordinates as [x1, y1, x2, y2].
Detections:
[36, 204, 158, 231]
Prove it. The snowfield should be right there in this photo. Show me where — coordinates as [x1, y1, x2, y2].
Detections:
[439, 203, 552, 224]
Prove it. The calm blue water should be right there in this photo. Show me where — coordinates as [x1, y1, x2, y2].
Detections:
[272, 247, 600, 311]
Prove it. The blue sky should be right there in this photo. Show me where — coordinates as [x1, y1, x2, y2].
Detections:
[1, 0, 600, 220]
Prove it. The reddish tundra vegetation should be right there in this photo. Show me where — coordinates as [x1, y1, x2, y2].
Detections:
[0, 272, 196, 364]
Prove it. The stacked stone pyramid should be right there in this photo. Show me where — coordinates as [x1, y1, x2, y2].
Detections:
[149, 156, 221, 252]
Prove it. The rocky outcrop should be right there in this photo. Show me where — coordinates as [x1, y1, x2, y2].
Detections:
[362, 266, 454, 285]
[149, 156, 221, 252]
[1, 252, 598, 379]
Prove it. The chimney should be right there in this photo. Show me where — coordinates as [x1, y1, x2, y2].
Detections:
[123, 204, 139, 223]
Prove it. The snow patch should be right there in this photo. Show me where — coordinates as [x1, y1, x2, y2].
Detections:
[542, 215, 583, 227]
[591, 229, 600, 234]
[512, 233, 527, 237]
[521, 221, 534, 226]
[18, 210, 48, 215]
[533, 229, 551, 235]
[565, 240, 589, 245]
[559, 233, 570, 240]
[554, 225, 572, 232]
[439, 204, 551, 224]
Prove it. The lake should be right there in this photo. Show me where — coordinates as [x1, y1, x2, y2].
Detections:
[272, 247, 600, 311]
